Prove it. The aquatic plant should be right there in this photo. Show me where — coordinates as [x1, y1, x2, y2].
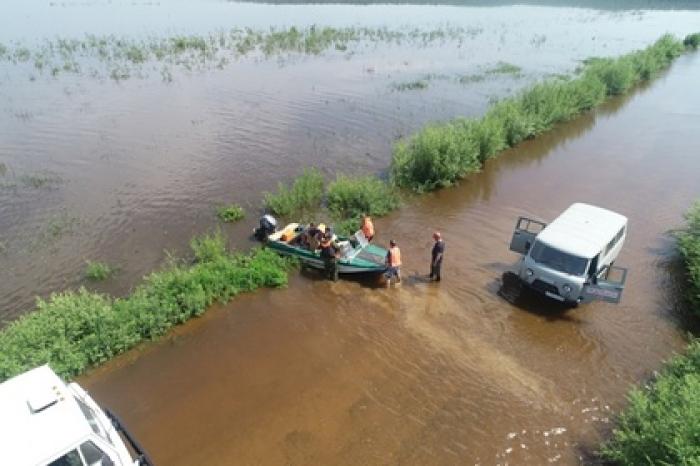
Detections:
[392, 80, 429, 91]
[684, 32, 700, 49]
[602, 202, 700, 464]
[84, 261, 114, 281]
[486, 61, 522, 75]
[0, 25, 478, 83]
[677, 202, 700, 313]
[217, 203, 246, 223]
[327, 174, 399, 220]
[0, 233, 291, 381]
[264, 168, 325, 219]
[391, 34, 689, 191]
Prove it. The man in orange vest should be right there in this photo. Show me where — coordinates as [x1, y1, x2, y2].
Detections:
[361, 214, 375, 242]
[385, 239, 401, 287]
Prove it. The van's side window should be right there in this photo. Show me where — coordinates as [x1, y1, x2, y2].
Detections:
[604, 226, 625, 257]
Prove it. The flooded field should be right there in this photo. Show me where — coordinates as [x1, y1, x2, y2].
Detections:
[3, 1, 700, 464]
[79, 46, 700, 466]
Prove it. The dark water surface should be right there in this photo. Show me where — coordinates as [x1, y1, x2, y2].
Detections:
[81, 51, 700, 465]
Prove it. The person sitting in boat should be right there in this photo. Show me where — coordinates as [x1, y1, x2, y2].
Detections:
[361, 214, 375, 242]
[306, 222, 322, 251]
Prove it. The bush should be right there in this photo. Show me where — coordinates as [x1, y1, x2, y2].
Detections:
[263, 168, 324, 218]
[677, 202, 700, 313]
[685, 33, 700, 49]
[327, 175, 399, 220]
[0, 236, 291, 382]
[217, 203, 245, 223]
[601, 341, 700, 465]
[84, 261, 114, 281]
[391, 34, 688, 192]
[602, 203, 700, 464]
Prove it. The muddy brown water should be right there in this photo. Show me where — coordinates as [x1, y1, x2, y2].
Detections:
[2, 2, 700, 464]
[78, 51, 700, 465]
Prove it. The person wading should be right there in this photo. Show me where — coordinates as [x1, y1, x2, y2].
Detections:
[320, 233, 339, 281]
[430, 231, 445, 282]
[361, 214, 375, 242]
[385, 239, 402, 287]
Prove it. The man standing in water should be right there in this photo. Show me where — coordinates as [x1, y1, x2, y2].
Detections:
[430, 231, 445, 282]
[385, 239, 402, 287]
[320, 234, 339, 281]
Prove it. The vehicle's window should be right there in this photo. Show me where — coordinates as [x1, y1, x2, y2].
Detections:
[47, 449, 83, 466]
[75, 396, 108, 440]
[604, 226, 626, 257]
[530, 241, 588, 276]
[80, 441, 115, 466]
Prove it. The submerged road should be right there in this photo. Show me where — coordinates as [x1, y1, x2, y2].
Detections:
[81, 53, 700, 465]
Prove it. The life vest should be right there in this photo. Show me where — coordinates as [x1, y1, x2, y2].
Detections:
[389, 246, 401, 267]
[361, 218, 374, 238]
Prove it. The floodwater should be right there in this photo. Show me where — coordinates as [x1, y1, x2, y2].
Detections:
[2, 1, 700, 464]
[81, 46, 700, 465]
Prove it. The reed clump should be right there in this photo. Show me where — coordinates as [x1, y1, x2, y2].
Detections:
[0, 232, 291, 381]
[601, 202, 700, 464]
[217, 203, 245, 223]
[391, 34, 689, 192]
[84, 261, 114, 281]
[264, 168, 325, 219]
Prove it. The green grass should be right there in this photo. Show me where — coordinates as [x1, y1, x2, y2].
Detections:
[217, 204, 245, 223]
[391, 34, 689, 192]
[264, 168, 325, 219]
[677, 202, 700, 313]
[84, 261, 114, 281]
[486, 61, 522, 75]
[684, 33, 700, 49]
[326, 175, 400, 234]
[601, 203, 700, 464]
[0, 231, 292, 381]
[392, 79, 429, 91]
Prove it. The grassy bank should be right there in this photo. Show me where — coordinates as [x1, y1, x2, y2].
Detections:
[391, 33, 694, 192]
[0, 232, 291, 382]
[601, 203, 700, 465]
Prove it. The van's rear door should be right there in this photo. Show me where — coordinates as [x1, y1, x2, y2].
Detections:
[582, 266, 628, 304]
[509, 217, 546, 254]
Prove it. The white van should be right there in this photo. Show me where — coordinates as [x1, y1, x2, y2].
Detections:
[509, 203, 628, 305]
[0, 365, 153, 466]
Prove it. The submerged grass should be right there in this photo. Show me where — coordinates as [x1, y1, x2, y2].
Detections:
[216, 203, 245, 223]
[84, 261, 115, 281]
[1, 25, 480, 82]
[391, 33, 690, 192]
[392, 79, 429, 91]
[0, 231, 292, 381]
[602, 202, 700, 465]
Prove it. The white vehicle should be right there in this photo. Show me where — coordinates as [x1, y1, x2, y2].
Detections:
[508, 203, 628, 305]
[0, 365, 153, 466]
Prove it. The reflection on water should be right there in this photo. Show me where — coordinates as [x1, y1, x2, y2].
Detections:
[82, 52, 700, 464]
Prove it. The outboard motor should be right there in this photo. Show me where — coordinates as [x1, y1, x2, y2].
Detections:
[254, 214, 277, 241]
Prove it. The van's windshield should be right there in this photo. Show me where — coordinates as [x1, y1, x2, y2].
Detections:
[529, 240, 588, 276]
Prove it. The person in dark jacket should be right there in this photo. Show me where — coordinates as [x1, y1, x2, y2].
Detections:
[430, 231, 445, 282]
[320, 234, 339, 281]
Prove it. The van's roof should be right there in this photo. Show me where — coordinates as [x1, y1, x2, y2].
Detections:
[0, 365, 92, 465]
[537, 203, 627, 259]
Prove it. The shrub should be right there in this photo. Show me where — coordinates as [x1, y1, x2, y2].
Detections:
[84, 261, 114, 281]
[601, 341, 700, 465]
[0, 238, 291, 382]
[391, 34, 688, 192]
[677, 202, 700, 313]
[602, 203, 700, 464]
[217, 203, 245, 223]
[263, 168, 324, 218]
[684, 33, 700, 49]
[327, 175, 399, 220]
